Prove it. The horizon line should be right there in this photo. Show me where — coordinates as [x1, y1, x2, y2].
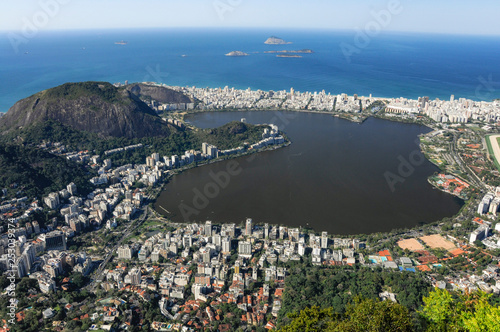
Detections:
[1, 26, 500, 38]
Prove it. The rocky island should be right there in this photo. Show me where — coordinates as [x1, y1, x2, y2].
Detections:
[264, 36, 292, 45]
[265, 49, 314, 54]
[277, 54, 302, 58]
[225, 51, 249, 57]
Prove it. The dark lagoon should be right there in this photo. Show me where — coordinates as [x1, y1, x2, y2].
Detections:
[154, 111, 463, 234]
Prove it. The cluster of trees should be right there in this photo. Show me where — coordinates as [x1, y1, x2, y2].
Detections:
[44, 81, 122, 103]
[10, 119, 270, 170]
[278, 264, 431, 326]
[0, 281, 164, 332]
[0, 276, 93, 332]
[196, 121, 271, 150]
[443, 246, 495, 275]
[0, 142, 94, 199]
[478, 169, 500, 187]
[421, 288, 500, 331]
[279, 298, 414, 332]
[279, 288, 500, 332]
[214, 303, 245, 327]
[15, 119, 196, 161]
[363, 100, 387, 114]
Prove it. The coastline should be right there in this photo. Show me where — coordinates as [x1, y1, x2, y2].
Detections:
[180, 108, 451, 181]
[427, 177, 467, 201]
[2, 28, 499, 113]
[4, 29, 500, 331]
[181, 107, 434, 129]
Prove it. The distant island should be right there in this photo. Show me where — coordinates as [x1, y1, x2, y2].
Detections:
[264, 36, 292, 45]
[225, 51, 249, 57]
[265, 49, 314, 54]
[277, 54, 302, 58]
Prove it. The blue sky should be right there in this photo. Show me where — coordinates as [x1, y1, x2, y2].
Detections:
[2, 0, 500, 35]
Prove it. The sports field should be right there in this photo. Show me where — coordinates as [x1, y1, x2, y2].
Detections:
[419, 234, 456, 251]
[486, 135, 500, 171]
[397, 238, 424, 251]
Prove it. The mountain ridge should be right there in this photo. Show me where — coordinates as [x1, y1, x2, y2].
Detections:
[0, 82, 187, 139]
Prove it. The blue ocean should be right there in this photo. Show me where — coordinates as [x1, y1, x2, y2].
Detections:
[1, 28, 500, 113]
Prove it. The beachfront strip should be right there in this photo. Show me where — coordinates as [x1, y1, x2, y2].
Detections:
[159, 85, 500, 123]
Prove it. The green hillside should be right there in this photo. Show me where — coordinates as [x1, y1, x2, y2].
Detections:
[0, 143, 94, 199]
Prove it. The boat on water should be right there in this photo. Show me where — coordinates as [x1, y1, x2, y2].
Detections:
[115, 41, 128, 45]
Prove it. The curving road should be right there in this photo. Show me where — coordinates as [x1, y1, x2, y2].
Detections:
[86, 206, 149, 292]
[450, 133, 486, 190]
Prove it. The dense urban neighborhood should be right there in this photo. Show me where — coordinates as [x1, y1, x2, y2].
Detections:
[2, 83, 500, 331]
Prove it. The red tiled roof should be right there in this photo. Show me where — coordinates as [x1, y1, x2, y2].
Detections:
[378, 250, 390, 256]
[16, 311, 25, 322]
[417, 265, 431, 272]
[449, 248, 465, 257]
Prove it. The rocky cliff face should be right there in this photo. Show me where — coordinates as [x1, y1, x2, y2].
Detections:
[126, 83, 194, 104]
[0, 82, 180, 138]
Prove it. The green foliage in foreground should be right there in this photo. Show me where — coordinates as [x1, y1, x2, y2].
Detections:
[279, 289, 500, 332]
[279, 298, 413, 332]
[420, 288, 500, 332]
[279, 265, 431, 325]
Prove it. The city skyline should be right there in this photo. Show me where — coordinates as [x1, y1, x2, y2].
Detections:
[2, 0, 500, 36]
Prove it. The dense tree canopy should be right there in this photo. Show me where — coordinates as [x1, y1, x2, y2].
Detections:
[279, 289, 500, 332]
[279, 265, 431, 326]
[420, 288, 500, 332]
[279, 298, 413, 332]
[0, 142, 94, 199]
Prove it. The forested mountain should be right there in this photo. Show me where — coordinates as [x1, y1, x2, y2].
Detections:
[0, 82, 178, 138]
[0, 142, 93, 198]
